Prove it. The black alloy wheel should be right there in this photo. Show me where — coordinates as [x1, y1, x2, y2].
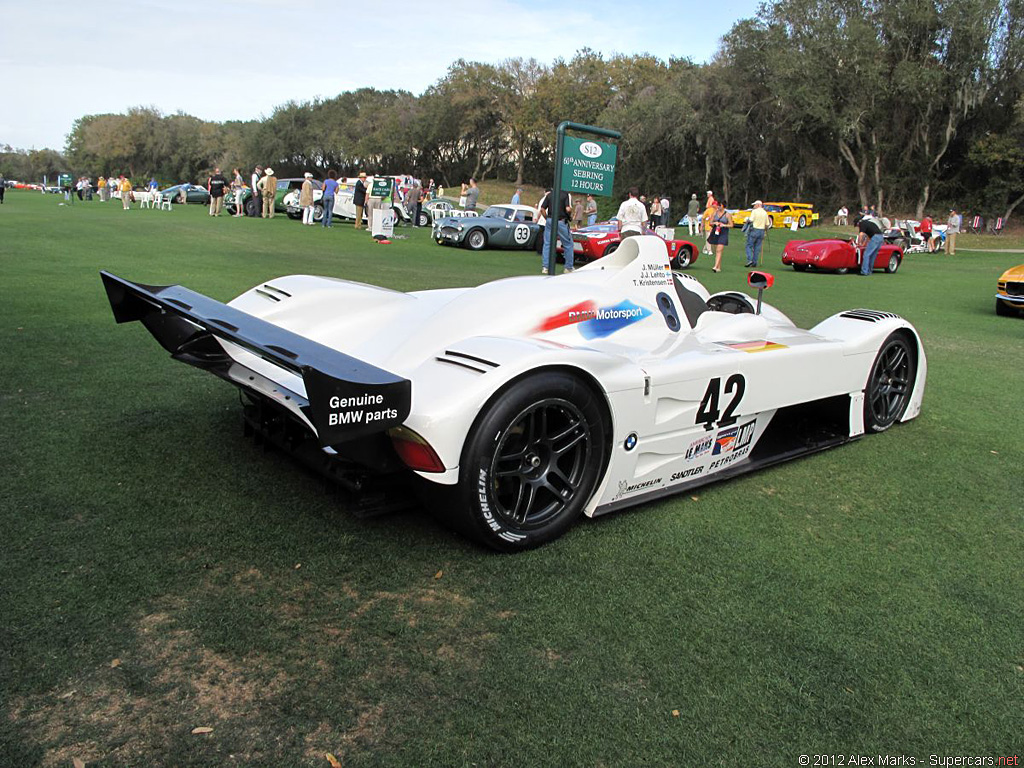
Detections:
[864, 333, 916, 432]
[444, 372, 607, 551]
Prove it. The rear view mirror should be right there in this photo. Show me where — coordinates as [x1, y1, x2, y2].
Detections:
[746, 271, 774, 315]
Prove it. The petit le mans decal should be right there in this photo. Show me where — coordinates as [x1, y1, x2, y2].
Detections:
[536, 300, 652, 339]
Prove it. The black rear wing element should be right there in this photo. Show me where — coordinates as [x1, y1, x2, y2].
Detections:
[100, 271, 411, 445]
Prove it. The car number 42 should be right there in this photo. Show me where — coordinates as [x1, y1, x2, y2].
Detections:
[696, 374, 746, 431]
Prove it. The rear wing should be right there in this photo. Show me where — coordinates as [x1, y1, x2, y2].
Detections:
[100, 271, 411, 445]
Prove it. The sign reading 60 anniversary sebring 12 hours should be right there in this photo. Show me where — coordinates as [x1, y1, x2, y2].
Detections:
[560, 136, 617, 196]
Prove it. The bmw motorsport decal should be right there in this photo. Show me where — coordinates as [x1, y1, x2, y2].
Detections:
[536, 300, 652, 338]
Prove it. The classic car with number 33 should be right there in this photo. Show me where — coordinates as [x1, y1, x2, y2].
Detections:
[433, 204, 543, 251]
[101, 236, 927, 551]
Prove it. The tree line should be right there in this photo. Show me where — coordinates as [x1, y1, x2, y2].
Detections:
[3, 0, 1022, 220]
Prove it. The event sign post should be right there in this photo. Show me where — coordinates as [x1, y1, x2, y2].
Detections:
[546, 122, 621, 271]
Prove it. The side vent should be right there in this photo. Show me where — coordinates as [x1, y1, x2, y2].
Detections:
[840, 309, 901, 323]
[435, 350, 500, 374]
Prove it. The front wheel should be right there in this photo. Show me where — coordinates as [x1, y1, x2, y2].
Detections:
[793, 264, 808, 272]
[885, 254, 901, 273]
[864, 333, 916, 432]
[436, 372, 607, 551]
[312, 203, 324, 222]
[466, 229, 487, 250]
[672, 245, 693, 269]
[835, 267, 849, 274]
[995, 299, 1017, 317]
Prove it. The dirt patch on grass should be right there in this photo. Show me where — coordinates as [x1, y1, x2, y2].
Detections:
[8, 610, 289, 766]
[303, 704, 387, 762]
[9, 580, 497, 765]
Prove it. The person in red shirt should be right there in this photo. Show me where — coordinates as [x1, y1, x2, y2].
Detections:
[919, 215, 934, 251]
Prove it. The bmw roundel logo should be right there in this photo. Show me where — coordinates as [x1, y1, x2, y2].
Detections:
[624, 433, 638, 451]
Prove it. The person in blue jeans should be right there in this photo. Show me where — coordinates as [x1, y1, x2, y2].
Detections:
[539, 189, 574, 274]
[744, 200, 769, 267]
[857, 215, 884, 275]
[321, 169, 339, 227]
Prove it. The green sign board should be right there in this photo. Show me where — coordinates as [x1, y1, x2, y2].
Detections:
[58, 173, 72, 187]
[370, 177, 391, 198]
[560, 137, 617, 196]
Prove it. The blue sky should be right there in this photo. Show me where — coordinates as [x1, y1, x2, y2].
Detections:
[0, 0, 763, 151]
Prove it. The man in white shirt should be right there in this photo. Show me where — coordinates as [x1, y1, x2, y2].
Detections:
[615, 187, 649, 239]
[745, 200, 770, 267]
[249, 165, 263, 217]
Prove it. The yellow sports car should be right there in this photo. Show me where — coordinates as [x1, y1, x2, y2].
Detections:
[732, 202, 818, 228]
[996, 264, 1024, 316]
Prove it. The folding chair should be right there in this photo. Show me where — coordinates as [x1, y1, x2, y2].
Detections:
[988, 217, 1004, 235]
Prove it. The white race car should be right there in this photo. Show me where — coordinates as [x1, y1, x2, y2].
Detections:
[101, 236, 926, 551]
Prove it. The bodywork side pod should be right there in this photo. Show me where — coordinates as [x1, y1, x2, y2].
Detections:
[100, 271, 411, 446]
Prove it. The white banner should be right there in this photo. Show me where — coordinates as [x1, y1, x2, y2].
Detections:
[371, 208, 396, 238]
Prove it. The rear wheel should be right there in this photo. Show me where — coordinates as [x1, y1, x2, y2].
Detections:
[864, 333, 916, 432]
[798, 215, 807, 228]
[672, 245, 693, 269]
[466, 229, 487, 250]
[418, 210, 431, 227]
[885, 253, 901, 273]
[602, 242, 620, 257]
[312, 203, 324, 222]
[433, 372, 607, 551]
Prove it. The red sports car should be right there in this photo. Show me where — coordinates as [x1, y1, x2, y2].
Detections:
[561, 223, 699, 268]
[782, 238, 903, 274]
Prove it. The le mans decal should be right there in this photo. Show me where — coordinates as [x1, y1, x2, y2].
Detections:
[536, 300, 652, 339]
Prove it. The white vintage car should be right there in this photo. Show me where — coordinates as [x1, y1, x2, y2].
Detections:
[101, 236, 926, 551]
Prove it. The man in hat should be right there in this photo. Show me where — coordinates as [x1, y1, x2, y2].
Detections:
[257, 168, 277, 218]
[249, 165, 263, 217]
[353, 172, 368, 229]
[945, 208, 961, 255]
[745, 200, 769, 267]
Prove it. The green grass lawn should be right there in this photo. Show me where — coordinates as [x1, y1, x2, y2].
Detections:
[1, 191, 1021, 767]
